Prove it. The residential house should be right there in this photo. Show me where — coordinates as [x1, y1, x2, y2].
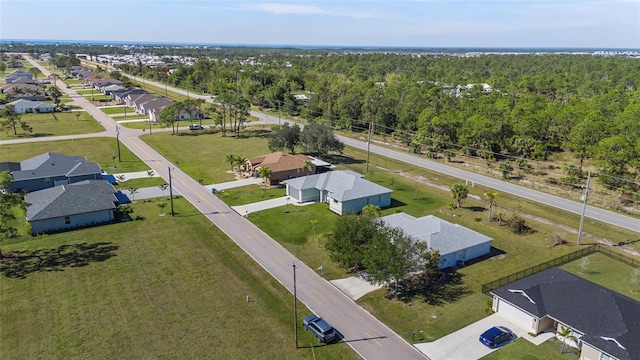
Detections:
[126, 93, 155, 110]
[25, 180, 118, 234]
[0, 99, 55, 114]
[143, 97, 173, 122]
[285, 170, 392, 215]
[5, 69, 32, 83]
[0, 84, 46, 101]
[246, 151, 316, 186]
[491, 267, 640, 360]
[92, 77, 123, 91]
[380, 212, 493, 268]
[101, 84, 126, 95]
[2, 152, 103, 192]
[6, 77, 37, 86]
[111, 88, 147, 103]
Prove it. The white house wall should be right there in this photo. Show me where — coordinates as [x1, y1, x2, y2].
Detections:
[494, 298, 537, 333]
[30, 210, 114, 234]
[461, 242, 491, 262]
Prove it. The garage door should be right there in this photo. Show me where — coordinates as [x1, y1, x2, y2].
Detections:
[496, 300, 535, 332]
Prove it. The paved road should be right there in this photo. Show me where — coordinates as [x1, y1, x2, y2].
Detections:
[27, 58, 426, 360]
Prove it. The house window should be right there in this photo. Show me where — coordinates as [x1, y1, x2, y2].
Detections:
[460, 249, 467, 258]
[600, 354, 611, 360]
[64, 216, 70, 225]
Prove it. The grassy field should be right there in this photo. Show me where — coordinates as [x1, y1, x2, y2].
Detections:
[481, 338, 578, 360]
[0, 138, 151, 174]
[0, 112, 104, 140]
[0, 199, 358, 360]
[560, 253, 640, 300]
[218, 185, 286, 206]
[99, 106, 135, 114]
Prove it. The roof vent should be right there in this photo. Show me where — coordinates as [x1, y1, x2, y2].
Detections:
[508, 289, 536, 304]
[600, 337, 626, 350]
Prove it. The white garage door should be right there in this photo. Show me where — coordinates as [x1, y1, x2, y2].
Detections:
[496, 300, 535, 332]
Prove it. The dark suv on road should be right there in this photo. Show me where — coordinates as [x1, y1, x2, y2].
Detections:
[303, 314, 336, 343]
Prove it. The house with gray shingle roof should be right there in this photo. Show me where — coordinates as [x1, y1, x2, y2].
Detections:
[285, 170, 392, 215]
[491, 267, 640, 360]
[0, 99, 54, 114]
[381, 212, 493, 268]
[25, 180, 118, 234]
[2, 152, 103, 192]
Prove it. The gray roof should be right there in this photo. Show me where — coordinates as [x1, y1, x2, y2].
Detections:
[145, 97, 173, 112]
[491, 267, 640, 360]
[9, 99, 42, 109]
[11, 152, 102, 181]
[285, 170, 391, 201]
[25, 180, 117, 221]
[381, 212, 493, 256]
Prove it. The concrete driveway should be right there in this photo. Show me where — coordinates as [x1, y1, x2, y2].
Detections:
[415, 313, 543, 360]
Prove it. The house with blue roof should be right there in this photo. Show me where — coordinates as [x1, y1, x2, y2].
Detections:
[1, 152, 103, 192]
[381, 212, 494, 268]
[285, 170, 392, 215]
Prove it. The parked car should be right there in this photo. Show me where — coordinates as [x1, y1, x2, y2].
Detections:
[188, 124, 203, 130]
[479, 326, 514, 348]
[303, 314, 336, 343]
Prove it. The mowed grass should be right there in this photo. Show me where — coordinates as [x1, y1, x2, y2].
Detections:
[0, 199, 358, 359]
[0, 112, 104, 140]
[217, 185, 286, 206]
[560, 253, 640, 300]
[0, 138, 151, 174]
[481, 338, 578, 360]
[142, 130, 273, 184]
[99, 106, 135, 115]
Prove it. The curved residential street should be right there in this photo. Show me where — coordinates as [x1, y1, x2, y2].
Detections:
[15, 58, 427, 360]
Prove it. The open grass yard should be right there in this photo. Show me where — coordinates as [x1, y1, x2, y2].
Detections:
[218, 185, 286, 206]
[142, 130, 273, 184]
[0, 199, 358, 360]
[111, 114, 149, 121]
[0, 138, 151, 174]
[0, 112, 104, 140]
[99, 106, 135, 115]
[114, 177, 168, 190]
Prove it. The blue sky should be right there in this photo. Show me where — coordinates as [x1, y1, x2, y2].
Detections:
[1, 0, 639, 48]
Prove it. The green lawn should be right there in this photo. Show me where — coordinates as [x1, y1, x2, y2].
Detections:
[0, 138, 151, 174]
[0, 199, 358, 360]
[99, 106, 135, 115]
[141, 130, 273, 184]
[115, 177, 168, 190]
[112, 114, 149, 121]
[217, 185, 286, 206]
[0, 112, 104, 140]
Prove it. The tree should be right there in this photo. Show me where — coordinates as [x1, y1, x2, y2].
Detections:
[156, 201, 167, 216]
[310, 219, 319, 246]
[557, 325, 577, 353]
[128, 187, 139, 202]
[0, 172, 28, 259]
[267, 123, 301, 153]
[499, 162, 513, 179]
[0, 104, 32, 135]
[116, 175, 126, 189]
[300, 121, 344, 157]
[147, 170, 154, 187]
[158, 184, 168, 199]
[47, 86, 62, 109]
[233, 155, 246, 173]
[0, 61, 6, 74]
[361, 204, 381, 217]
[257, 166, 272, 186]
[28, 67, 41, 83]
[327, 213, 380, 269]
[225, 153, 236, 171]
[483, 192, 498, 221]
[450, 184, 468, 208]
[301, 160, 313, 175]
[74, 112, 81, 121]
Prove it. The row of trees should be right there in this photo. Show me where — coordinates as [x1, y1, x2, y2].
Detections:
[268, 122, 344, 157]
[327, 213, 441, 297]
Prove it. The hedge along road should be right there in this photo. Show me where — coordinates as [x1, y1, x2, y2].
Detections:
[27, 57, 427, 360]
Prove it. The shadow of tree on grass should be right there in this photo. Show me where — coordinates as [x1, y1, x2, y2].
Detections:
[0, 242, 118, 279]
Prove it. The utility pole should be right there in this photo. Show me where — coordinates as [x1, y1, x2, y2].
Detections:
[116, 126, 121, 162]
[278, 100, 281, 126]
[577, 171, 591, 246]
[148, 117, 152, 135]
[168, 166, 175, 217]
[292, 262, 299, 349]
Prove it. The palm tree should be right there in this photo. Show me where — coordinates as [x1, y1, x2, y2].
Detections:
[156, 201, 167, 216]
[497, 211, 505, 226]
[483, 192, 498, 221]
[28, 67, 41, 84]
[362, 204, 381, 217]
[450, 184, 469, 208]
[557, 325, 577, 353]
[116, 174, 126, 188]
[302, 160, 313, 175]
[147, 170, 154, 187]
[225, 153, 235, 171]
[257, 166, 272, 186]
[128, 187, 139, 203]
[74, 112, 81, 121]
[158, 184, 168, 199]
[311, 219, 319, 247]
[233, 155, 246, 173]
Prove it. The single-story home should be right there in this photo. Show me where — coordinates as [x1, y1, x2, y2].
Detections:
[0, 83, 46, 101]
[101, 84, 126, 95]
[380, 212, 493, 268]
[5, 69, 32, 83]
[25, 180, 119, 234]
[491, 267, 640, 360]
[2, 152, 103, 192]
[0, 99, 55, 114]
[143, 97, 173, 122]
[246, 151, 316, 186]
[285, 170, 392, 215]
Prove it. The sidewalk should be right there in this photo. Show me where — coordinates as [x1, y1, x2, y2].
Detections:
[231, 196, 313, 215]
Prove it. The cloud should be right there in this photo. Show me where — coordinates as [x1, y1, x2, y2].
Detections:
[239, 2, 380, 18]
